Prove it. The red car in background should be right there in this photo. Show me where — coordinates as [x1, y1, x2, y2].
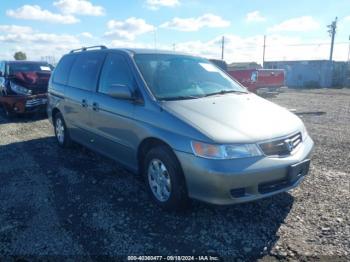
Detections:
[0, 60, 52, 118]
[228, 69, 285, 93]
[209, 59, 285, 93]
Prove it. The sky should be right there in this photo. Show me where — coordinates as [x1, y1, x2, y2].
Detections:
[0, 0, 349, 64]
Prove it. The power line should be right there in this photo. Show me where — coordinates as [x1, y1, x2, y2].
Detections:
[221, 42, 348, 51]
[266, 41, 347, 47]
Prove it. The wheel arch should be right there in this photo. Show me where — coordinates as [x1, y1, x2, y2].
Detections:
[138, 136, 190, 209]
[137, 137, 180, 175]
[51, 107, 60, 120]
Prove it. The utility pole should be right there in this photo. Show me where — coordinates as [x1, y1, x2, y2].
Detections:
[347, 35, 350, 63]
[327, 17, 337, 62]
[221, 36, 225, 60]
[153, 29, 157, 50]
[262, 35, 266, 68]
[348, 35, 350, 87]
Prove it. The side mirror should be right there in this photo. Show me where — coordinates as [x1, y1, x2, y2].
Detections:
[107, 84, 134, 100]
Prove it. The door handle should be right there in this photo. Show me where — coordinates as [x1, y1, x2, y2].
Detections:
[81, 99, 88, 108]
[92, 102, 99, 111]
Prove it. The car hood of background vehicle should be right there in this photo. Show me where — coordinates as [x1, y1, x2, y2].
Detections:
[12, 71, 51, 89]
[162, 93, 304, 144]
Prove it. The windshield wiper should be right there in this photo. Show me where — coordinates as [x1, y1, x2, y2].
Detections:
[159, 95, 202, 101]
[204, 90, 247, 97]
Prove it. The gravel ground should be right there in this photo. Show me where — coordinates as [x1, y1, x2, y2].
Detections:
[0, 88, 349, 261]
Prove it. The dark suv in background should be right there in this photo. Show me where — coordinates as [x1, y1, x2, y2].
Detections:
[0, 60, 52, 117]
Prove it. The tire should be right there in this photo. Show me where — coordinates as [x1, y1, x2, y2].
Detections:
[1, 103, 15, 119]
[143, 145, 189, 211]
[53, 112, 72, 148]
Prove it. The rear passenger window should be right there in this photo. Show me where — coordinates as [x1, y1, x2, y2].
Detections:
[98, 53, 135, 95]
[53, 55, 76, 85]
[68, 52, 105, 91]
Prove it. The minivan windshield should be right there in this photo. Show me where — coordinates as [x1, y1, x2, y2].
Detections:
[134, 54, 247, 101]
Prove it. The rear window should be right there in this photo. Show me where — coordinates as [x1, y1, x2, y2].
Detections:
[8, 62, 52, 75]
[53, 55, 76, 85]
[68, 52, 106, 91]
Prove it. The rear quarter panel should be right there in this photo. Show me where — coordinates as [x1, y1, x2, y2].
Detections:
[47, 77, 66, 124]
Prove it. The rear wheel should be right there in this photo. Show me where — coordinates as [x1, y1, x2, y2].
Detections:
[143, 145, 189, 211]
[54, 112, 72, 148]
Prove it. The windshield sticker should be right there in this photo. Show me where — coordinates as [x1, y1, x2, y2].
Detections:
[40, 66, 51, 71]
[199, 63, 220, 72]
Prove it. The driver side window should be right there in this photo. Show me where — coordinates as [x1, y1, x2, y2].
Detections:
[98, 53, 135, 95]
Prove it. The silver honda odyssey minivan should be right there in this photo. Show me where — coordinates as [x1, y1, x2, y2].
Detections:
[48, 46, 314, 210]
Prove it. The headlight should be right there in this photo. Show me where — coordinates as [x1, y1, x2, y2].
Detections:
[10, 82, 32, 95]
[191, 141, 262, 159]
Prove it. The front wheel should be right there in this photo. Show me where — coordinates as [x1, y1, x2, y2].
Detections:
[3, 106, 16, 119]
[143, 145, 189, 211]
[54, 112, 72, 148]
[1, 103, 15, 119]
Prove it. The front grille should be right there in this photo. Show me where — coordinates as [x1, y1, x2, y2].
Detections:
[258, 179, 291, 194]
[259, 132, 302, 157]
[25, 98, 47, 107]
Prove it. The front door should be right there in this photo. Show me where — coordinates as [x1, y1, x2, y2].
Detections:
[90, 53, 139, 169]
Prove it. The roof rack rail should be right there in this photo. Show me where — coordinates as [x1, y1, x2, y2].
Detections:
[70, 45, 107, 53]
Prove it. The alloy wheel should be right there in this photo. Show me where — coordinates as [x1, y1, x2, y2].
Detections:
[55, 118, 65, 144]
[147, 159, 172, 202]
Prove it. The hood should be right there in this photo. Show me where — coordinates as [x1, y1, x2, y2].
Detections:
[162, 93, 304, 144]
[12, 71, 51, 90]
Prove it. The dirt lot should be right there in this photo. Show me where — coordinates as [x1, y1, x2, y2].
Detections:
[0, 88, 349, 261]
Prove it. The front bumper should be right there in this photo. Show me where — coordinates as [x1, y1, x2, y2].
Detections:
[0, 94, 47, 114]
[175, 135, 314, 205]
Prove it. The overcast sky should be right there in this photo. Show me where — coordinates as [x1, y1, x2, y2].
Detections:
[0, 0, 349, 63]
